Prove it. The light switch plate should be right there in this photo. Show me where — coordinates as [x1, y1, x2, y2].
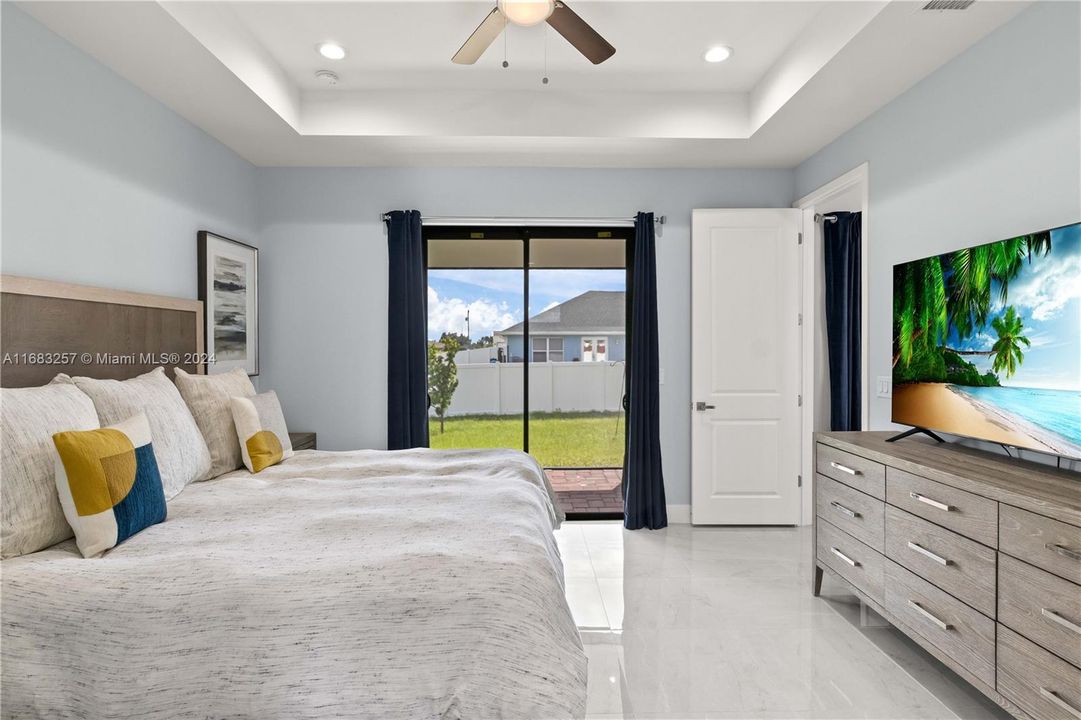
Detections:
[876, 376, 892, 398]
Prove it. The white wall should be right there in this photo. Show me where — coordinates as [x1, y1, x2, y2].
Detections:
[0, 4, 258, 300]
[796, 1, 1081, 468]
[256, 167, 795, 505]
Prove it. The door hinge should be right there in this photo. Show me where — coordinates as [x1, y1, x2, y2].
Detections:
[798, 313, 803, 326]
[798, 475, 803, 487]
[798, 232, 803, 245]
[798, 394, 803, 407]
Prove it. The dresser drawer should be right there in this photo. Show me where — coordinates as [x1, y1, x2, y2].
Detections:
[884, 561, 996, 687]
[816, 443, 886, 499]
[998, 625, 1081, 720]
[816, 474, 884, 552]
[817, 518, 884, 604]
[884, 505, 996, 617]
[886, 468, 997, 547]
[999, 554, 1081, 669]
[1000, 505, 1081, 584]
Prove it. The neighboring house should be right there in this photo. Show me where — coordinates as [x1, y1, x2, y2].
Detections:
[495, 291, 625, 363]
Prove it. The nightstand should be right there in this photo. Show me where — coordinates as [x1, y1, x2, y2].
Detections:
[289, 432, 317, 451]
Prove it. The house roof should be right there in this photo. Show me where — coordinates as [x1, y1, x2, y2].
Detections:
[498, 290, 625, 336]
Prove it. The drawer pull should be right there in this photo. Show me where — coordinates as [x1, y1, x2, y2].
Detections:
[1046, 543, 1081, 562]
[909, 492, 952, 512]
[907, 541, 950, 566]
[1039, 688, 1081, 720]
[829, 461, 861, 476]
[1041, 608, 1081, 636]
[907, 600, 951, 631]
[829, 501, 860, 519]
[830, 547, 859, 567]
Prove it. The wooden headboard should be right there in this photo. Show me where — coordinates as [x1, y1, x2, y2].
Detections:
[0, 275, 204, 388]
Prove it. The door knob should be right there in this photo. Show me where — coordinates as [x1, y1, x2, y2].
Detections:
[695, 401, 716, 411]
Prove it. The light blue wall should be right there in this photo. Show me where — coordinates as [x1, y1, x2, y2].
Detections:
[0, 4, 257, 299]
[796, 1, 1080, 468]
[256, 167, 796, 505]
[506, 334, 626, 363]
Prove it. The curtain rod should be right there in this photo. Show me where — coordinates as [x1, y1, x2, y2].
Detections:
[380, 214, 666, 228]
[815, 213, 838, 223]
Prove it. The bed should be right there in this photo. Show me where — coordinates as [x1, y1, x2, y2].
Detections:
[0, 276, 587, 719]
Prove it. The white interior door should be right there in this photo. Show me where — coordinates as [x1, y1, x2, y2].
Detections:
[691, 209, 802, 525]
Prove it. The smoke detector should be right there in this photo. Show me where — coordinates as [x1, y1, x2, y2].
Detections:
[921, 0, 975, 9]
[315, 70, 339, 86]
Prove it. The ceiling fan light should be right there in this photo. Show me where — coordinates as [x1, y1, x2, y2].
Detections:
[498, 0, 556, 27]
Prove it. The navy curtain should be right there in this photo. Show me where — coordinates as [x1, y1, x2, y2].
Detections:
[823, 211, 862, 431]
[623, 212, 667, 530]
[386, 210, 429, 450]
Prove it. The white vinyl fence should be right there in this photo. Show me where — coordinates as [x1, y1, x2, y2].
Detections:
[439, 361, 626, 416]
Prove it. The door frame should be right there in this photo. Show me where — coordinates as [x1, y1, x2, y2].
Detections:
[794, 163, 870, 526]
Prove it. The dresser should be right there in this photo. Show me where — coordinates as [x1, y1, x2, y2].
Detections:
[813, 432, 1081, 720]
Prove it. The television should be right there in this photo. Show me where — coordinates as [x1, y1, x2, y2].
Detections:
[891, 221, 1081, 459]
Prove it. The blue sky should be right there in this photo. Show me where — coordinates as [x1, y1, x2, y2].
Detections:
[427, 269, 625, 340]
[951, 223, 1081, 390]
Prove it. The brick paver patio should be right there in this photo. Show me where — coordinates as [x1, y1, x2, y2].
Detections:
[546, 468, 623, 515]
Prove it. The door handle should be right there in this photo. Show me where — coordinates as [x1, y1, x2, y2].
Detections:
[695, 402, 716, 412]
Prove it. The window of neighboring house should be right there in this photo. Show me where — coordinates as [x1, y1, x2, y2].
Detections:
[581, 337, 608, 362]
[532, 336, 564, 363]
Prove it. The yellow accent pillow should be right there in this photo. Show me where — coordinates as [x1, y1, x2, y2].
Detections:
[230, 392, 293, 473]
[52, 413, 167, 557]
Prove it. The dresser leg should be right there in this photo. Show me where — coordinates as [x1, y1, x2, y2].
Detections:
[813, 565, 824, 596]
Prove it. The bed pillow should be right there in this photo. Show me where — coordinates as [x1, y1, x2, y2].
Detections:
[230, 391, 294, 473]
[0, 382, 99, 558]
[53, 412, 167, 558]
[61, 368, 212, 498]
[173, 367, 256, 478]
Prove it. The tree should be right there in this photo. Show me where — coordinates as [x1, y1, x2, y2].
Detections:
[428, 334, 461, 434]
[989, 306, 1030, 379]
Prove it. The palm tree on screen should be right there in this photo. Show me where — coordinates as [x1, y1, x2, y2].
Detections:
[989, 306, 1030, 379]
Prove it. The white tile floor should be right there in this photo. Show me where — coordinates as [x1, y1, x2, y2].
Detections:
[554, 521, 1013, 720]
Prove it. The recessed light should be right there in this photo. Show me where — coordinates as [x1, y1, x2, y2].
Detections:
[317, 42, 346, 60]
[704, 46, 733, 63]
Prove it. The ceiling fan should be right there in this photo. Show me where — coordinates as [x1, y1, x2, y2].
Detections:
[452, 0, 616, 65]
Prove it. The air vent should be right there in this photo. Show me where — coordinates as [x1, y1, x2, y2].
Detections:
[922, 0, 975, 9]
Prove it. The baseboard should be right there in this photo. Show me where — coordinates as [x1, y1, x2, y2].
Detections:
[666, 504, 691, 524]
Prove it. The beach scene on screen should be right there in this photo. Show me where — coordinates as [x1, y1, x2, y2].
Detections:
[892, 222, 1081, 458]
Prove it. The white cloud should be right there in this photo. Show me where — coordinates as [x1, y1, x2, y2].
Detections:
[427, 287, 516, 339]
[1008, 254, 1081, 321]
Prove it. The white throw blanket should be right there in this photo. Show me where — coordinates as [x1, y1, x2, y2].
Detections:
[2, 449, 586, 719]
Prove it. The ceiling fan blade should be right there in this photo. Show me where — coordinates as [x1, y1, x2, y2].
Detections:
[546, 1, 615, 65]
[452, 7, 507, 65]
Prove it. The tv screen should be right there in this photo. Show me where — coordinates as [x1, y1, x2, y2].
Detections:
[892, 221, 1081, 459]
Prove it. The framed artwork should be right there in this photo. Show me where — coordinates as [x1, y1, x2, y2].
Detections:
[198, 231, 258, 376]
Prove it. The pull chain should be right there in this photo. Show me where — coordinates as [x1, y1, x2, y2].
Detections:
[502, 21, 509, 68]
[542, 24, 549, 85]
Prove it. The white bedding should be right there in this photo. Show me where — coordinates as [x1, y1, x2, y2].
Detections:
[1, 448, 586, 719]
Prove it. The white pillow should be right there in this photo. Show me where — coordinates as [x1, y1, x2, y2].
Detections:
[173, 367, 256, 478]
[60, 368, 212, 498]
[230, 391, 294, 473]
[1, 382, 99, 558]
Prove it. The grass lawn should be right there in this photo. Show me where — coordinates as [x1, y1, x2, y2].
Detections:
[429, 411, 625, 468]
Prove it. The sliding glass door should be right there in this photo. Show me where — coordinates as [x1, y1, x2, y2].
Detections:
[426, 238, 524, 451]
[425, 227, 631, 517]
